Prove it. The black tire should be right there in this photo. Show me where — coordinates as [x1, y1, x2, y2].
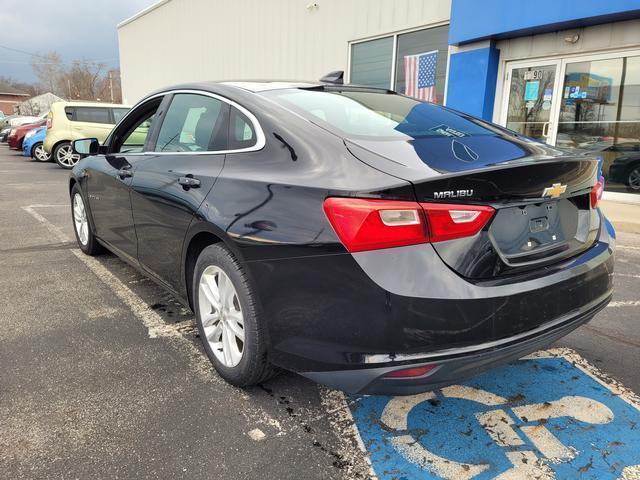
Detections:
[626, 165, 640, 191]
[54, 142, 80, 169]
[70, 184, 104, 255]
[32, 142, 51, 162]
[193, 243, 276, 386]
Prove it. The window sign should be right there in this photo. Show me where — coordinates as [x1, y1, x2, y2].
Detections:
[403, 50, 438, 101]
[524, 81, 540, 101]
[523, 69, 544, 80]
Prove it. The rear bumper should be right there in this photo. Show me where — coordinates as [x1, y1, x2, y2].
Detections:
[248, 214, 614, 394]
[303, 291, 611, 395]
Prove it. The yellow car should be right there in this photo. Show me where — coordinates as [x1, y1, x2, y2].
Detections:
[44, 101, 130, 169]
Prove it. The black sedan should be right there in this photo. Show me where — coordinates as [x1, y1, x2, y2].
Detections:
[69, 80, 614, 395]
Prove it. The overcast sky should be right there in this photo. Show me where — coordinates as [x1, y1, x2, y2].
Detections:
[0, 0, 158, 83]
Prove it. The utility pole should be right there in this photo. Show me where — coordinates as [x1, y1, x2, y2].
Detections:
[109, 72, 114, 103]
[67, 78, 71, 99]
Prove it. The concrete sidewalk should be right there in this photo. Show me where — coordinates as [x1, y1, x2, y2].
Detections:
[601, 199, 640, 234]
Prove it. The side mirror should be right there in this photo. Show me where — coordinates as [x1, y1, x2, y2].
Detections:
[72, 138, 100, 156]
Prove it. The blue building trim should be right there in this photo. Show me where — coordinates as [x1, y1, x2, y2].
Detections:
[449, 0, 640, 45]
[446, 45, 500, 121]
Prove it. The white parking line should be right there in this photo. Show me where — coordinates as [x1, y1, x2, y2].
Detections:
[617, 245, 640, 252]
[608, 300, 640, 308]
[21, 204, 287, 437]
[616, 273, 640, 279]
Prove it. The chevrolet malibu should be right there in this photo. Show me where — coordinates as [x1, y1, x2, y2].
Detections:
[68, 81, 614, 395]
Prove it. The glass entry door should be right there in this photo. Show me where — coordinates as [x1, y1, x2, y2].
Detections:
[502, 61, 562, 143]
[556, 54, 640, 194]
[502, 51, 640, 196]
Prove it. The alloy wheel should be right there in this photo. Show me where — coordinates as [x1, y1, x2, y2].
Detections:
[73, 193, 89, 245]
[628, 167, 640, 191]
[57, 145, 80, 167]
[34, 144, 50, 162]
[198, 265, 245, 367]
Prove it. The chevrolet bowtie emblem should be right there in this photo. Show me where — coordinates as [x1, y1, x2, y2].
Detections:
[542, 183, 567, 199]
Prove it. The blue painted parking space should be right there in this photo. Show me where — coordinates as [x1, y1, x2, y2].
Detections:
[349, 350, 640, 479]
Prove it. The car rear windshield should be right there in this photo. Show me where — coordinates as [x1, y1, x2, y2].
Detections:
[263, 88, 498, 140]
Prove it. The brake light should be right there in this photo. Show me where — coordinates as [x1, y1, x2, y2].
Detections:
[323, 198, 427, 252]
[47, 112, 52, 129]
[384, 364, 438, 378]
[323, 198, 495, 252]
[420, 203, 495, 243]
[590, 176, 604, 209]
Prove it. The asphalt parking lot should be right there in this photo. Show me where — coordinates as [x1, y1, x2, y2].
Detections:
[1, 147, 639, 479]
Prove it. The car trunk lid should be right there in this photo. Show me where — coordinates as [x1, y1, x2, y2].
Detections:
[346, 136, 601, 279]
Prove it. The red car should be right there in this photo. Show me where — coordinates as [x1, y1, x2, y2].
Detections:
[8, 119, 46, 150]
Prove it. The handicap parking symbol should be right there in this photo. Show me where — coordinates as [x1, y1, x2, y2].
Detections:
[349, 350, 640, 479]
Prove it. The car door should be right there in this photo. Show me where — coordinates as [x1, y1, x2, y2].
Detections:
[129, 92, 230, 289]
[85, 96, 166, 263]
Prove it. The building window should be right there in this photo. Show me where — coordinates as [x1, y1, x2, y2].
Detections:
[350, 37, 394, 89]
[349, 25, 449, 103]
[394, 26, 449, 104]
[558, 55, 640, 194]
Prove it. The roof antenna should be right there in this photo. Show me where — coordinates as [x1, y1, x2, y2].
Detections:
[319, 70, 344, 85]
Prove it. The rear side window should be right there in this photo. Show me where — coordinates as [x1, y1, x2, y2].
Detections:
[265, 89, 497, 139]
[64, 107, 74, 120]
[155, 93, 227, 152]
[228, 106, 256, 150]
[73, 107, 112, 124]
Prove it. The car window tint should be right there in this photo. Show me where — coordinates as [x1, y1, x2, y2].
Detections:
[120, 115, 155, 153]
[228, 106, 256, 149]
[74, 107, 112, 124]
[155, 94, 224, 152]
[112, 108, 130, 124]
[64, 107, 75, 120]
[111, 98, 162, 154]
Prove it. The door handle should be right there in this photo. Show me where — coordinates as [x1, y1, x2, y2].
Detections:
[178, 175, 201, 188]
[542, 122, 551, 139]
[117, 167, 133, 179]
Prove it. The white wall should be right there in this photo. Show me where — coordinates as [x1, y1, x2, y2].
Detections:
[118, 0, 451, 103]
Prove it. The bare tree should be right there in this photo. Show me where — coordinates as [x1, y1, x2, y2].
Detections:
[31, 51, 64, 96]
[61, 59, 107, 101]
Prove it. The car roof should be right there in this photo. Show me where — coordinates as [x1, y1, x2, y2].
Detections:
[51, 101, 131, 108]
[144, 80, 393, 97]
[219, 81, 319, 92]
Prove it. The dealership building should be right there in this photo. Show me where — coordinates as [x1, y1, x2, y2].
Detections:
[119, 0, 640, 196]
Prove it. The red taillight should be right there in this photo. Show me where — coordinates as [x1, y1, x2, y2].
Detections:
[323, 197, 495, 252]
[420, 203, 495, 243]
[590, 176, 604, 209]
[384, 364, 437, 378]
[323, 198, 427, 253]
[46, 119, 52, 129]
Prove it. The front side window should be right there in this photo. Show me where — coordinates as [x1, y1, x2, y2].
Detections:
[155, 94, 226, 152]
[112, 108, 130, 124]
[74, 107, 112, 124]
[111, 98, 162, 154]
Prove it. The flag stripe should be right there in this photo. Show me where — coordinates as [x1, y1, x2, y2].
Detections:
[403, 50, 438, 102]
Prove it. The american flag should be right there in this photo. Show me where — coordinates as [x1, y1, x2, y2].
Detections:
[404, 50, 438, 102]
